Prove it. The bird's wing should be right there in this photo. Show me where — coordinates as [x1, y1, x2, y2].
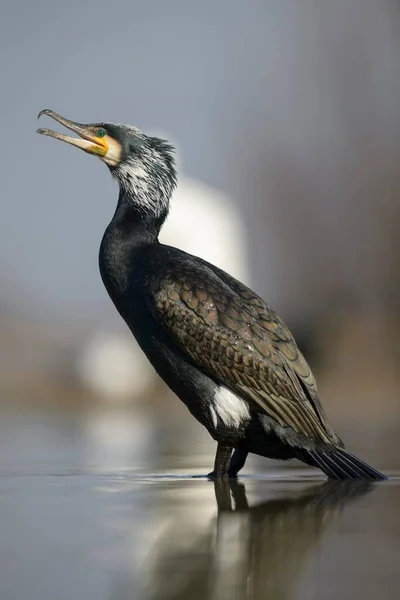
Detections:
[195, 258, 321, 403]
[145, 256, 336, 445]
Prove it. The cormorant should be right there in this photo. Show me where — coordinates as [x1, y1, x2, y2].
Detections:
[37, 109, 387, 481]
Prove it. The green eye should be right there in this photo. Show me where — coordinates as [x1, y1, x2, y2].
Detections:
[96, 128, 106, 138]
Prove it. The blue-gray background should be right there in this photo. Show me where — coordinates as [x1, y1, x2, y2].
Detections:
[1, 4, 399, 599]
[2, 0, 399, 323]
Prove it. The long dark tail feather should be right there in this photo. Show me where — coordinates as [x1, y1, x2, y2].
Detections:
[299, 448, 387, 481]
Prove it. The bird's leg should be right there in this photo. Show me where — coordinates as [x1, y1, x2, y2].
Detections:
[227, 449, 249, 478]
[208, 443, 233, 479]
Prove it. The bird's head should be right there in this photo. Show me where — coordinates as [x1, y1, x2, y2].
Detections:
[37, 109, 177, 217]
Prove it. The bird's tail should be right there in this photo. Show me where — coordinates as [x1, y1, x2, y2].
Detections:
[299, 448, 387, 480]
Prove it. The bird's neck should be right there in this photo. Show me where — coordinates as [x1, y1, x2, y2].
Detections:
[99, 189, 168, 300]
[109, 189, 168, 245]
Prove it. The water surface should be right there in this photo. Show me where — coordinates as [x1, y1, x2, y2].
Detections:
[0, 411, 398, 600]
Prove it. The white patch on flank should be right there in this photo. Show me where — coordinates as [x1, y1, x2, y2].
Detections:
[210, 405, 218, 429]
[211, 387, 250, 429]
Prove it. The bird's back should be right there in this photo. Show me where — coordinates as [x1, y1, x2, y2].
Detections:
[130, 244, 340, 449]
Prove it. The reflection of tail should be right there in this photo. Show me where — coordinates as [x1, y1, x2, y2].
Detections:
[299, 448, 387, 480]
[212, 479, 372, 600]
[143, 479, 373, 600]
[219, 478, 373, 513]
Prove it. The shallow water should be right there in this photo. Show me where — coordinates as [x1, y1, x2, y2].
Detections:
[0, 411, 399, 600]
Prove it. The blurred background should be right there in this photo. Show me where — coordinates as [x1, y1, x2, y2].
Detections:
[0, 2, 399, 599]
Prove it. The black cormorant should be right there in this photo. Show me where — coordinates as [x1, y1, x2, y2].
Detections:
[37, 110, 387, 481]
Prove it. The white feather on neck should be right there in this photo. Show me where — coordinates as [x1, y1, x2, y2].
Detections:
[114, 159, 170, 217]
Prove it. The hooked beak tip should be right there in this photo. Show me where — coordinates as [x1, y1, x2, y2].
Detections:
[37, 109, 53, 120]
[35, 111, 110, 159]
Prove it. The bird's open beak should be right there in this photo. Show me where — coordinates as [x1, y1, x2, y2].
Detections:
[37, 109, 108, 158]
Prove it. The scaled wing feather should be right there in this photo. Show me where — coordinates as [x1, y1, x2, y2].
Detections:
[146, 258, 338, 445]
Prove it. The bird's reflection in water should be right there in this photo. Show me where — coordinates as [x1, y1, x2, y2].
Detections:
[147, 479, 372, 600]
